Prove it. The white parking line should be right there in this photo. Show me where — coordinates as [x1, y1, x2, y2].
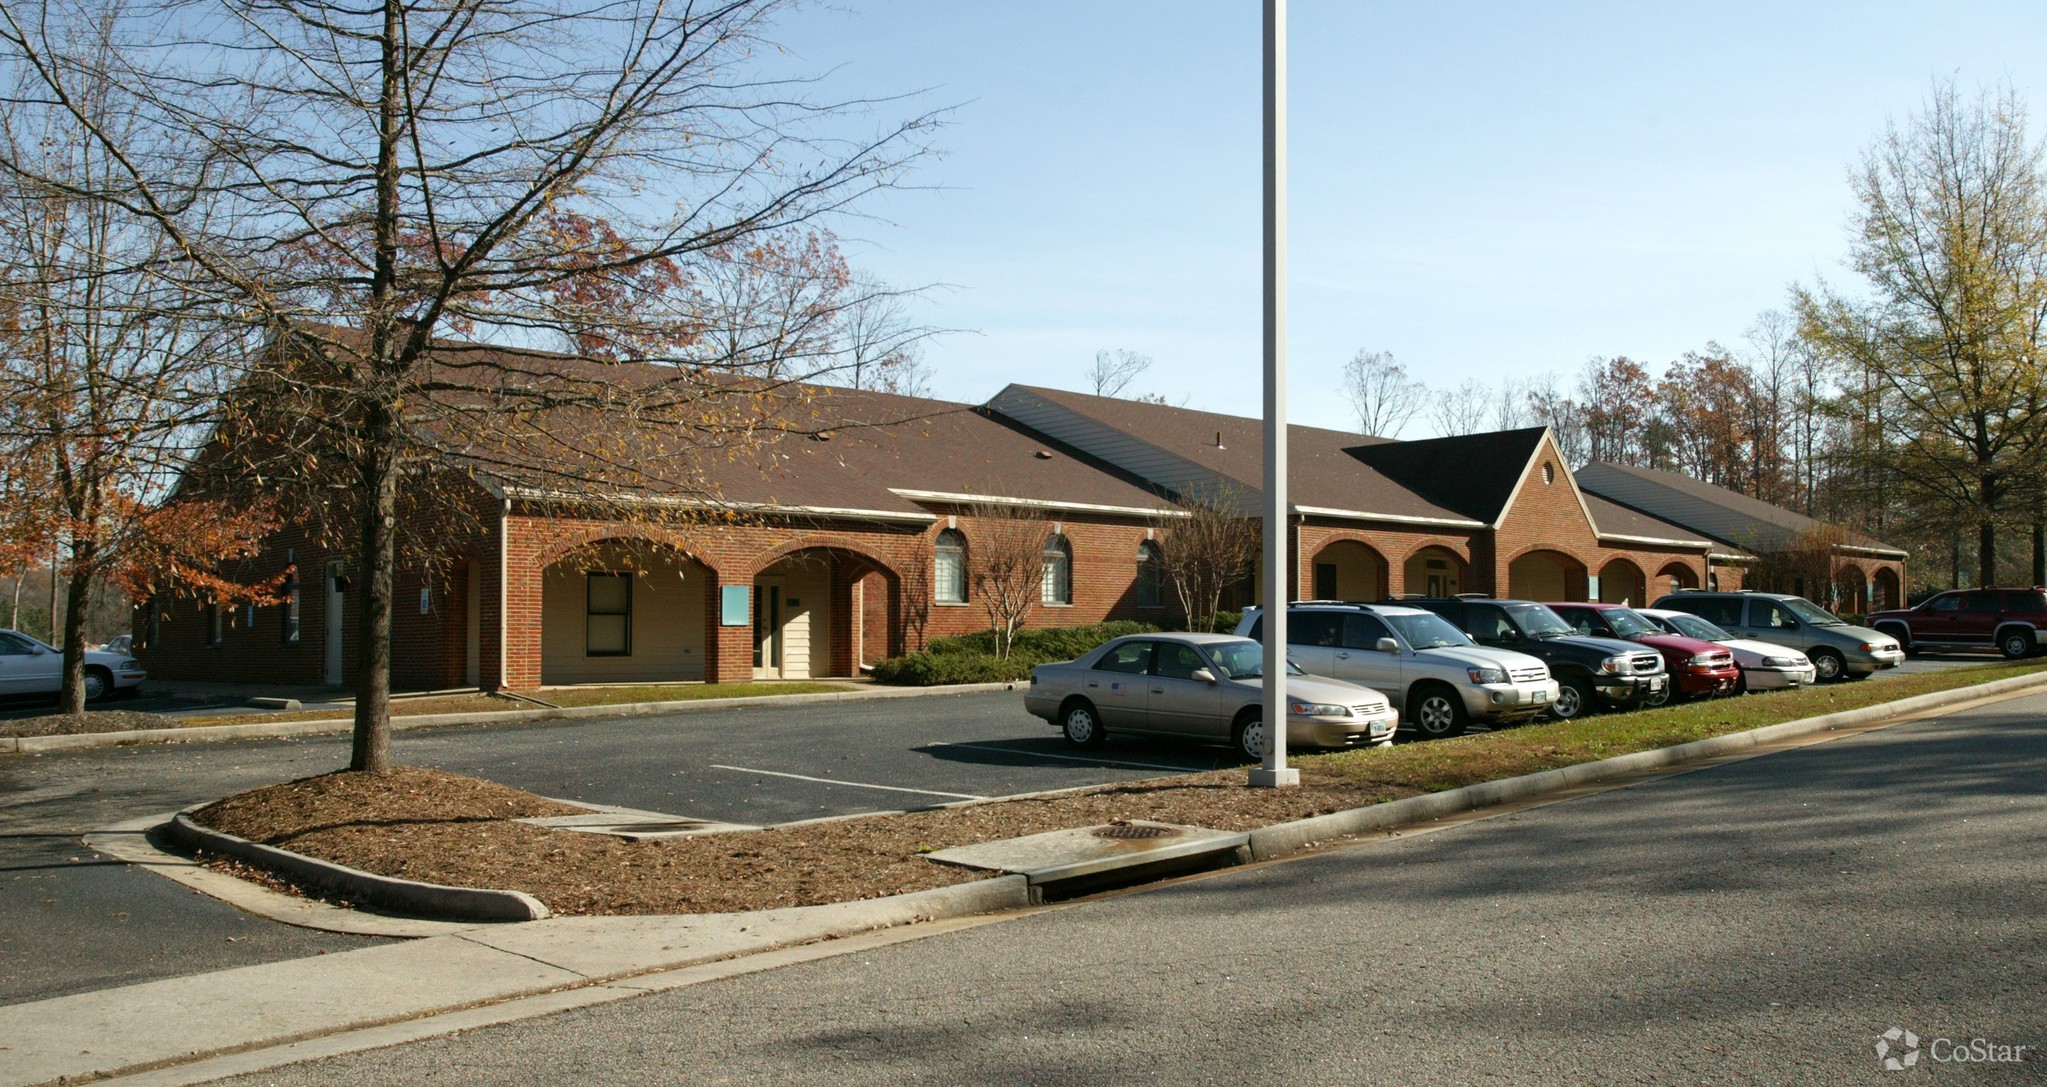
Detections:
[931, 743, 1208, 774]
[709, 765, 988, 800]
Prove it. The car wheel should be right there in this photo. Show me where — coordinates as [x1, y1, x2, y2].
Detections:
[1809, 648, 1845, 682]
[1060, 701, 1106, 747]
[1643, 681, 1673, 708]
[1550, 679, 1592, 721]
[1408, 685, 1468, 740]
[82, 666, 111, 703]
[1999, 629, 2035, 660]
[1735, 671, 1750, 695]
[1877, 624, 1913, 656]
[1232, 712, 1267, 762]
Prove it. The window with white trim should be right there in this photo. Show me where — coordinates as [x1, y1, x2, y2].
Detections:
[935, 529, 967, 603]
[1136, 541, 1164, 608]
[1041, 534, 1072, 605]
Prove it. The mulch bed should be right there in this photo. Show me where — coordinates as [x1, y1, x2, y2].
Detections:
[192, 766, 1415, 916]
[2, 709, 182, 737]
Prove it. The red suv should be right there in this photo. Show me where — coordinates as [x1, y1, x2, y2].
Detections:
[1547, 602, 1740, 703]
[1867, 588, 2047, 659]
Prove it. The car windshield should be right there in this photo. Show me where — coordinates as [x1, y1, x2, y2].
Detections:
[1204, 639, 1305, 679]
[1384, 612, 1473, 649]
[1505, 603, 1575, 638]
[1782, 597, 1846, 625]
[1603, 608, 1661, 638]
[1664, 612, 1731, 641]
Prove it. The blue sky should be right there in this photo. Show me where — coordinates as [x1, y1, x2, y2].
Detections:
[769, 1, 2047, 432]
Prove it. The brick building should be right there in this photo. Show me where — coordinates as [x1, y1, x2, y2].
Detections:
[140, 360, 1904, 691]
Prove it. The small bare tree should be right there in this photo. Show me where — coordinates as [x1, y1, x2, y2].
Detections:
[965, 500, 1045, 659]
[1152, 490, 1259, 633]
[1425, 378, 1495, 438]
[1340, 349, 1423, 438]
[1086, 348, 1152, 398]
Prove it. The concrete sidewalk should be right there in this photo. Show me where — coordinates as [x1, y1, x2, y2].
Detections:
[0, 879, 1028, 1087]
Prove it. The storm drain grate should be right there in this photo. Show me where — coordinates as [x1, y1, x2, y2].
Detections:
[1093, 823, 1177, 841]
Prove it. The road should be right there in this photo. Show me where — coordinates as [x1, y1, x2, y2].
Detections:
[190, 687, 2047, 1087]
[1, 690, 1231, 1005]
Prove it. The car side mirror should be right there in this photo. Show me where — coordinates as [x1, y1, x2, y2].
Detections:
[1190, 668, 1216, 685]
[1375, 637, 1399, 654]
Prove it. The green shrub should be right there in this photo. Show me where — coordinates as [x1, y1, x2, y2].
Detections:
[870, 652, 1034, 685]
[924, 620, 1158, 662]
[1157, 609, 1243, 634]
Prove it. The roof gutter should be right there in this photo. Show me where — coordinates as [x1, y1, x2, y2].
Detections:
[1292, 504, 1487, 529]
[889, 489, 1185, 519]
[502, 486, 937, 525]
[1598, 532, 1715, 549]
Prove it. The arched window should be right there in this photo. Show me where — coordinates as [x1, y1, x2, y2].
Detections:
[1136, 541, 1165, 608]
[935, 529, 967, 603]
[1041, 534, 1072, 605]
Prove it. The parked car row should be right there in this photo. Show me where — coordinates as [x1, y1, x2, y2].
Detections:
[1026, 589, 1907, 761]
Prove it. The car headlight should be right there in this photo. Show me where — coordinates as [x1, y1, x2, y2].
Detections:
[1686, 653, 1718, 667]
[1288, 698, 1352, 717]
[119, 659, 142, 669]
[1599, 655, 1630, 674]
[1466, 665, 1507, 684]
[1762, 656, 1803, 668]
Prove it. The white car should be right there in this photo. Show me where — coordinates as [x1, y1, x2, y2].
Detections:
[0, 629, 147, 701]
[1638, 609, 1815, 693]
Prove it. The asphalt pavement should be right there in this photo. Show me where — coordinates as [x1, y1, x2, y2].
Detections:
[1, 689, 1225, 1005]
[191, 686, 2047, 1087]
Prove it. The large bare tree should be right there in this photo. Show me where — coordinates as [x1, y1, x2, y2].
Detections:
[0, 0, 932, 767]
[0, 10, 274, 712]
[1339, 348, 1422, 438]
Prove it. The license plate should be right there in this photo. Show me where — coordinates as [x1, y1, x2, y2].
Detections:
[1648, 677, 1665, 691]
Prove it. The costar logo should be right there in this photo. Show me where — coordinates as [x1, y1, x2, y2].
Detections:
[1878, 1027, 1921, 1070]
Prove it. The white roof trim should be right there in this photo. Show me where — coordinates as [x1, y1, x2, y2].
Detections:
[503, 486, 938, 525]
[1293, 504, 1487, 529]
[889, 488, 1185, 519]
[1836, 544, 1909, 560]
[1598, 532, 1714, 549]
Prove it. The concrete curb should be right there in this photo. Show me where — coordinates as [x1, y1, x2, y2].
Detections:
[1244, 669, 2047, 861]
[5, 680, 1022, 753]
[164, 807, 552, 923]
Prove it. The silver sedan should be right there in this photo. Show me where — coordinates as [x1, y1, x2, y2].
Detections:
[1025, 631, 1398, 761]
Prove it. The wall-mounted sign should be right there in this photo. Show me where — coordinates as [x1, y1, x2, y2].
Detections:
[721, 585, 751, 626]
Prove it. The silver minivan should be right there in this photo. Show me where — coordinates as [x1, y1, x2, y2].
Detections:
[1650, 591, 1903, 681]
[1236, 603, 1558, 739]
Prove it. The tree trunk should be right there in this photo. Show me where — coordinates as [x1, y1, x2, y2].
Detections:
[58, 546, 95, 714]
[350, 417, 399, 773]
[2034, 520, 2044, 586]
[1979, 520, 1996, 589]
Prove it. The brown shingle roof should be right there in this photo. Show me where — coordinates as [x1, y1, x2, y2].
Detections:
[989, 386, 1488, 525]
[1576, 461, 1906, 557]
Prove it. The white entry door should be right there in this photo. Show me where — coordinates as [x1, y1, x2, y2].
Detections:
[324, 563, 345, 685]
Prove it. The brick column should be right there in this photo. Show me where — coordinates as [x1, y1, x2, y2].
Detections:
[500, 521, 544, 690]
[704, 576, 753, 684]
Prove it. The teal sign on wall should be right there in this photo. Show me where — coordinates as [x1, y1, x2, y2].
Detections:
[720, 585, 751, 627]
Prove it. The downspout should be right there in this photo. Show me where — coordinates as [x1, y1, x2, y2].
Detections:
[498, 498, 510, 690]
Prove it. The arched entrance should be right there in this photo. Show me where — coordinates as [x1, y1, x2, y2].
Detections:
[1873, 567, 1902, 611]
[1508, 549, 1588, 602]
[1597, 558, 1646, 605]
[1403, 545, 1468, 598]
[1310, 539, 1386, 601]
[753, 546, 902, 679]
[1657, 561, 1698, 599]
[541, 540, 713, 685]
[1834, 565, 1868, 615]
